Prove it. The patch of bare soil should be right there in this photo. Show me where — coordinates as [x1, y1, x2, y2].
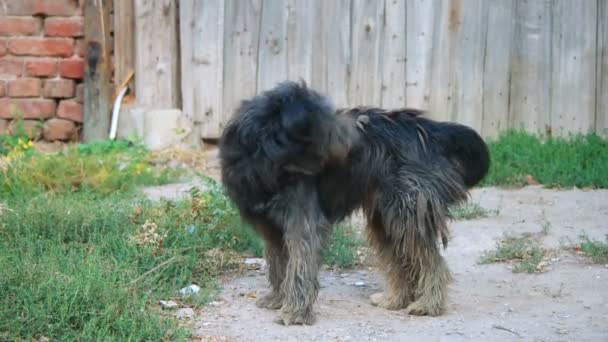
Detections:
[185, 186, 608, 342]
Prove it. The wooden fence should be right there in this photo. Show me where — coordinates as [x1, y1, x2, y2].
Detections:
[114, 0, 608, 141]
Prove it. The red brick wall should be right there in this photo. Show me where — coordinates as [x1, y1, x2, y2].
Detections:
[0, 0, 84, 142]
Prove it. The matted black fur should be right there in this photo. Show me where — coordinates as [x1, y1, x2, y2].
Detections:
[219, 81, 490, 325]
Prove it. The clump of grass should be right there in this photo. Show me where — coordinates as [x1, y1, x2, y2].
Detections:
[323, 224, 363, 268]
[577, 235, 608, 264]
[0, 139, 182, 198]
[479, 232, 549, 273]
[482, 131, 608, 188]
[450, 202, 498, 220]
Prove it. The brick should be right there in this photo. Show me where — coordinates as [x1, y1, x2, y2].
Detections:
[8, 38, 73, 57]
[0, 119, 8, 134]
[8, 78, 41, 97]
[75, 83, 83, 103]
[0, 98, 55, 119]
[0, 81, 5, 97]
[0, 58, 24, 79]
[0, 17, 40, 36]
[58, 58, 84, 79]
[0, 39, 6, 57]
[44, 17, 83, 37]
[25, 58, 57, 77]
[8, 119, 42, 140]
[43, 78, 74, 98]
[43, 118, 77, 141]
[57, 99, 82, 122]
[4, 0, 79, 16]
[74, 38, 85, 57]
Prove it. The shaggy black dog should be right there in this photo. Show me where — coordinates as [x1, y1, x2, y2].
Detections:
[219, 81, 489, 325]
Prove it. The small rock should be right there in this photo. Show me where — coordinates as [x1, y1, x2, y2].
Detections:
[179, 284, 200, 296]
[159, 300, 179, 309]
[354, 281, 366, 287]
[209, 300, 226, 307]
[243, 258, 265, 270]
[370, 292, 384, 306]
[175, 308, 195, 320]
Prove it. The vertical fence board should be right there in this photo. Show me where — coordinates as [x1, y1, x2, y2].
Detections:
[180, 0, 225, 140]
[405, 0, 439, 111]
[427, 0, 454, 122]
[286, 0, 314, 84]
[222, 0, 263, 125]
[509, 0, 552, 134]
[257, 0, 288, 92]
[451, 0, 486, 132]
[322, 0, 352, 108]
[482, 0, 515, 138]
[349, 0, 385, 107]
[134, 0, 179, 109]
[598, 0, 608, 137]
[114, 0, 135, 93]
[551, 0, 597, 136]
[83, 0, 112, 142]
[380, 0, 406, 109]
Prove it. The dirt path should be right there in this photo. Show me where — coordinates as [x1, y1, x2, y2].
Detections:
[161, 186, 604, 342]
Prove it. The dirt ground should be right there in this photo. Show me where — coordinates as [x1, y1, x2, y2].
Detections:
[143, 152, 608, 341]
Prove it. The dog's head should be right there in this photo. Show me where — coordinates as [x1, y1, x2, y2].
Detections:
[221, 81, 359, 177]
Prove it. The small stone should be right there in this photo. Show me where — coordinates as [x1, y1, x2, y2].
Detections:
[179, 284, 200, 296]
[243, 258, 265, 270]
[370, 292, 384, 306]
[354, 281, 366, 287]
[175, 308, 195, 320]
[159, 300, 179, 309]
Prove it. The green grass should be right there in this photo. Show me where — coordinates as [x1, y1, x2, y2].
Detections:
[479, 232, 549, 273]
[449, 202, 498, 220]
[0, 138, 363, 340]
[0, 139, 262, 341]
[482, 131, 608, 188]
[578, 235, 608, 264]
[323, 224, 363, 268]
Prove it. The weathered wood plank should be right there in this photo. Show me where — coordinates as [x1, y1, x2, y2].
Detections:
[348, 0, 385, 107]
[509, 0, 552, 134]
[180, 0, 225, 140]
[405, 0, 439, 111]
[451, 0, 486, 132]
[257, 0, 288, 92]
[551, 0, 597, 136]
[482, 0, 515, 138]
[598, 0, 608, 137]
[222, 0, 262, 124]
[427, 0, 455, 122]
[83, 0, 112, 141]
[286, 0, 314, 84]
[114, 0, 135, 93]
[321, 0, 351, 108]
[134, 0, 180, 109]
[380, 0, 406, 109]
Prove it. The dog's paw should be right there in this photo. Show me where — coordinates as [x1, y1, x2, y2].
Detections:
[370, 292, 407, 310]
[275, 308, 315, 326]
[255, 291, 283, 310]
[404, 300, 444, 316]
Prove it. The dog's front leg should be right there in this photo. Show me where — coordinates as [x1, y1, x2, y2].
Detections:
[272, 184, 325, 326]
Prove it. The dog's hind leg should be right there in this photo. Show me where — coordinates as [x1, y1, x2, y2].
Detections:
[366, 211, 415, 310]
[369, 185, 454, 316]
